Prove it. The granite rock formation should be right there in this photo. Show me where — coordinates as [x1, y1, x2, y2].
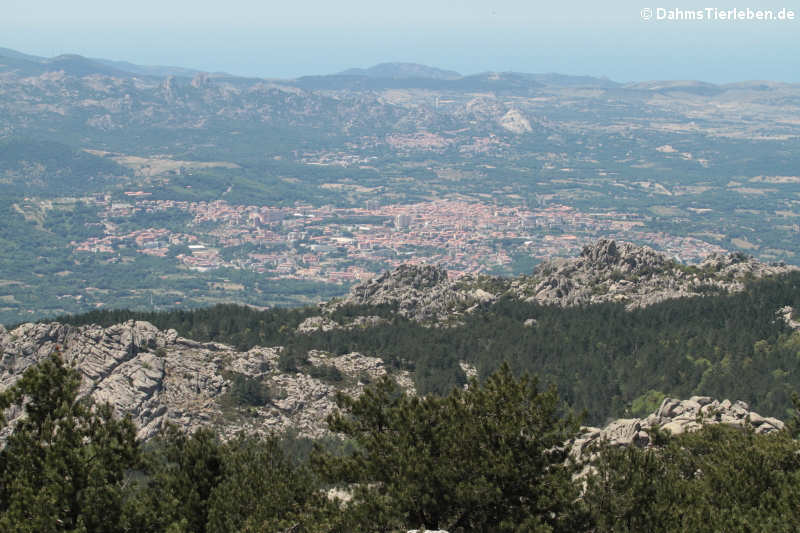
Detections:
[572, 395, 785, 460]
[328, 240, 796, 324]
[0, 320, 412, 441]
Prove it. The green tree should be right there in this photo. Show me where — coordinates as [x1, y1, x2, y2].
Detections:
[584, 424, 800, 532]
[122, 427, 223, 533]
[206, 435, 326, 532]
[0, 352, 139, 532]
[583, 443, 689, 533]
[314, 364, 587, 532]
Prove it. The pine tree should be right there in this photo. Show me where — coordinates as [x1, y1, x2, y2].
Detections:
[0, 352, 139, 532]
[314, 363, 587, 532]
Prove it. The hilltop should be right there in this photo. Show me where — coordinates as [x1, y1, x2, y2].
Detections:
[317, 239, 797, 324]
[338, 62, 462, 80]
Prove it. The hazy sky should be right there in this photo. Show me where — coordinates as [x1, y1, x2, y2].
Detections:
[3, 0, 799, 82]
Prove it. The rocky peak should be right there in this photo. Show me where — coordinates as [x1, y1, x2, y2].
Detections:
[357, 264, 449, 296]
[514, 239, 797, 309]
[580, 238, 619, 263]
[577, 238, 666, 273]
[331, 264, 504, 323]
[326, 240, 798, 324]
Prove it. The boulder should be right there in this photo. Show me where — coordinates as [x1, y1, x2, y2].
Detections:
[573, 396, 785, 460]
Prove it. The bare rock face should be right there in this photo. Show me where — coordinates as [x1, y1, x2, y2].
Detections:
[328, 240, 796, 326]
[498, 108, 532, 134]
[297, 315, 340, 333]
[511, 239, 797, 310]
[296, 315, 388, 334]
[0, 320, 411, 441]
[332, 264, 500, 323]
[572, 396, 785, 459]
[778, 306, 800, 330]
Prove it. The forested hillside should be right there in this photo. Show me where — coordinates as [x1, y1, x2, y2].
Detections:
[2, 354, 800, 532]
[57, 271, 800, 424]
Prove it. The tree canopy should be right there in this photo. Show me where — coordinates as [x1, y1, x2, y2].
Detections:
[314, 364, 587, 532]
[0, 353, 139, 532]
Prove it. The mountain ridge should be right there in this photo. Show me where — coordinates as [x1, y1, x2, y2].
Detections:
[338, 62, 462, 80]
[0, 46, 216, 78]
[0, 46, 615, 87]
[3, 239, 800, 441]
[320, 239, 797, 324]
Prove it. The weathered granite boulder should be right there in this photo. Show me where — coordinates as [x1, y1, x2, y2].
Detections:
[331, 264, 502, 323]
[572, 395, 785, 459]
[778, 306, 800, 330]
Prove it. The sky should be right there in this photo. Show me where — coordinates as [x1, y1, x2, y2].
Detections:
[3, 0, 799, 82]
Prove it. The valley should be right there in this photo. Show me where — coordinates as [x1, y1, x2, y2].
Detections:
[2, 51, 800, 324]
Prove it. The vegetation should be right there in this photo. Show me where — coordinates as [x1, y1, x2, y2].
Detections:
[4, 352, 800, 531]
[0, 139, 130, 196]
[0, 352, 139, 532]
[314, 365, 587, 532]
[584, 424, 800, 532]
[222, 372, 271, 407]
[58, 272, 800, 425]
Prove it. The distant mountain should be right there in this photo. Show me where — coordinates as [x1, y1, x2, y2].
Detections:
[299, 64, 621, 91]
[338, 62, 462, 80]
[517, 72, 620, 88]
[0, 46, 623, 89]
[44, 54, 134, 77]
[0, 46, 46, 62]
[623, 80, 724, 96]
[334, 63, 620, 88]
[0, 49, 143, 78]
[0, 46, 213, 79]
[91, 58, 223, 78]
[296, 70, 546, 92]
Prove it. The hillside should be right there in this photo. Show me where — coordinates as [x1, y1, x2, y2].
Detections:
[4, 241, 800, 530]
[2, 240, 799, 431]
[1, 312, 785, 445]
[0, 320, 413, 441]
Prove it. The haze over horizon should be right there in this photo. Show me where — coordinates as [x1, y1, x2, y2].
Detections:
[4, 0, 800, 83]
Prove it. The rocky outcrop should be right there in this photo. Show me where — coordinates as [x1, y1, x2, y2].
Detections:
[572, 396, 785, 459]
[297, 315, 340, 333]
[330, 264, 502, 323]
[0, 320, 412, 441]
[327, 240, 796, 324]
[498, 109, 532, 134]
[511, 239, 797, 310]
[296, 315, 388, 334]
[778, 306, 800, 330]
[2, 241, 796, 443]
